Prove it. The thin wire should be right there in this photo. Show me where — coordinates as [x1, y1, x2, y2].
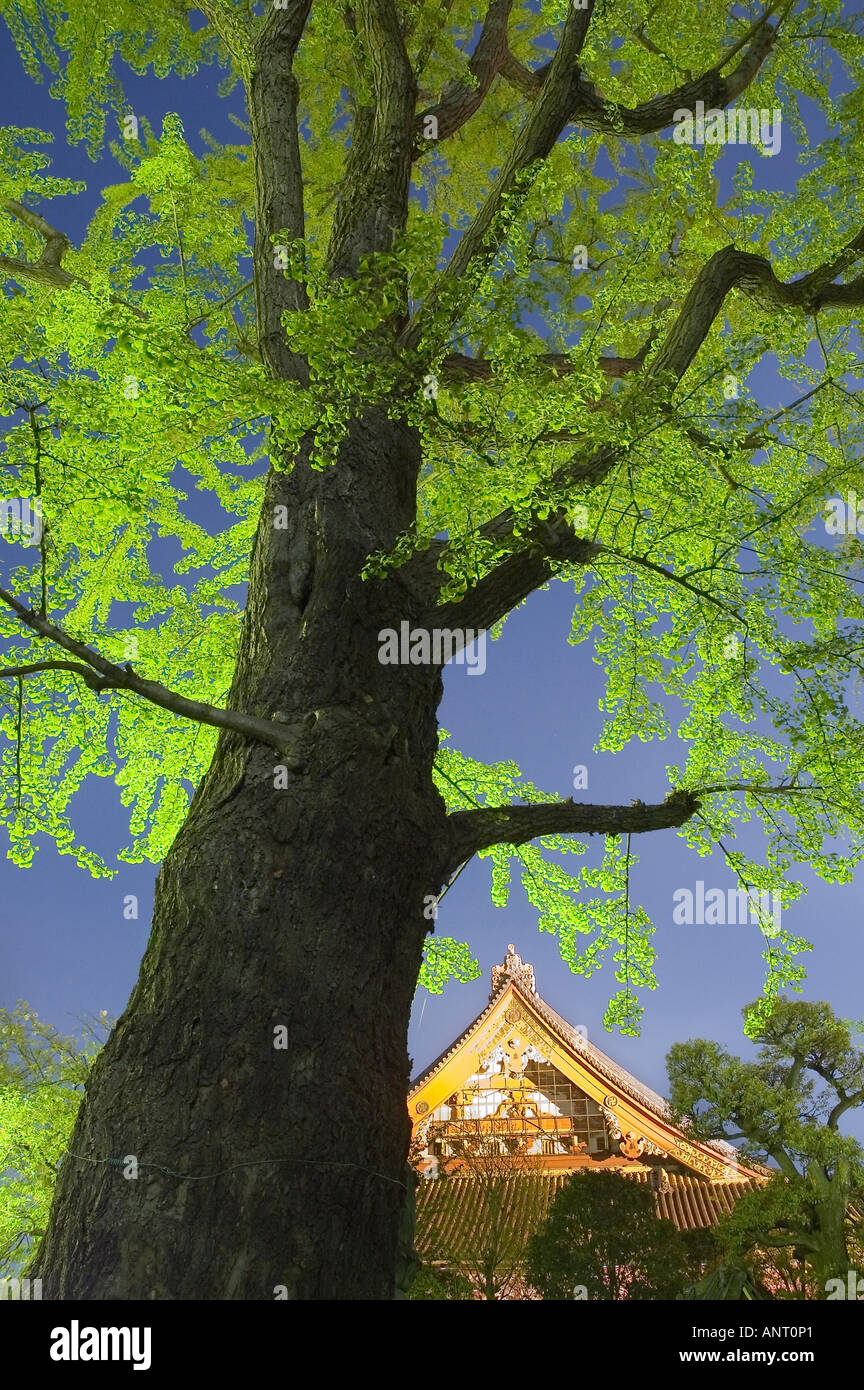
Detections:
[63, 1150, 408, 1190]
[15, 675, 23, 811]
[433, 854, 470, 908]
[623, 831, 632, 1011]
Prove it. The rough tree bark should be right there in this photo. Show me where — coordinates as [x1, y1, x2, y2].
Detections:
[33, 403, 450, 1300]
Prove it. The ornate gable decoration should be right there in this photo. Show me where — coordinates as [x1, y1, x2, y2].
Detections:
[410, 946, 766, 1187]
[490, 944, 536, 1000]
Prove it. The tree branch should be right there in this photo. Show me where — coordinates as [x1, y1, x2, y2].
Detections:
[766, 1147, 803, 1183]
[0, 660, 107, 687]
[424, 517, 600, 641]
[414, 0, 514, 147]
[0, 198, 72, 284]
[197, 0, 254, 79]
[444, 787, 700, 875]
[826, 1089, 864, 1131]
[443, 773, 828, 873]
[505, 0, 787, 116]
[412, 0, 457, 80]
[714, 0, 793, 72]
[759, 1228, 818, 1252]
[326, 0, 417, 279]
[185, 278, 253, 335]
[437, 303, 672, 417]
[650, 235, 864, 383]
[420, 224, 864, 632]
[439, 344, 653, 384]
[399, 0, 598, 357]
[695, 782, 819, 797]
[248, 1, 312, 382]
[399, 5, 781, 358]
[1, 198, 265, 352]
[499, 48, 544, 97]
[0, 590, 301, 757]
[0, 197, 147, 318]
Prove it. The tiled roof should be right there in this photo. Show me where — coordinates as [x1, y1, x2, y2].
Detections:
[414, 1170, 764, 1265]
[529, 996, 765, 1169]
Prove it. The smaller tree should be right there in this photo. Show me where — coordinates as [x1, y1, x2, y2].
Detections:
[525, 1170, 694, 1301]
[0, 1003, 107, 1277]
[667, 998, 864, 1295]
[416, 1129, 537, 1300]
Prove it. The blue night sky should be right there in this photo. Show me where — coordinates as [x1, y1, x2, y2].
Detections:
[0, 8, 862, 1147]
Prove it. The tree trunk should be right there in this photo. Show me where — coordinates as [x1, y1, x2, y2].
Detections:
[32, 409, 451, 1299]
[808, 1172, 853, 1295]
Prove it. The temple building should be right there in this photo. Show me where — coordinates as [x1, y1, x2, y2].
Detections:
[409, 946, 768, 1282]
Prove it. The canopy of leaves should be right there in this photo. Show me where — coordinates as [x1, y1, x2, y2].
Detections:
[407, 1263, 474, 1300]
[678, 1262, 765, 1300]
[0, 3, 863, 1025]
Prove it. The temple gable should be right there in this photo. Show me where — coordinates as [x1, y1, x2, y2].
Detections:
[409, 947, 767, 1234]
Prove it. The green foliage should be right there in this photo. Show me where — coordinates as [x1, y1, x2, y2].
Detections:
[668, 998, 864, 1287]
[525, 1169, 698, 1299]
[433, 736, 653, 1030]
[678, 1263, 764, 1301]
[0, 1002, 107, 1275]
[417, 936, 480, 995]
[0, 3, 863, 1027]
[0, 2, 222, 156]
[406, 1263, 475, 1300]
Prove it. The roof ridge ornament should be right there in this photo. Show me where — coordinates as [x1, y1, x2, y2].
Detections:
[490, 943, 536, 1001]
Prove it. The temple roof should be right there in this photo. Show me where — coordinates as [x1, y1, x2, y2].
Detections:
[412, 946, 669, 1117]
[409, 946, 767, 1183]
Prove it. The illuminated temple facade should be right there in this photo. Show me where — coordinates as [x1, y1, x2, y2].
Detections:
[409, 947, 767, 1270]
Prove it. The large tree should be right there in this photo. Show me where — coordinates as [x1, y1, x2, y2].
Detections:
[0, 0, 863, 1299]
